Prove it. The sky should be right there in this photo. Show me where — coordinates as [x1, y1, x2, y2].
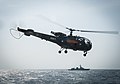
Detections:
[0, 0, 120, 69]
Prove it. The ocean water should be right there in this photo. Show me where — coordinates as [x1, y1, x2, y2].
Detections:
[0, 69, 120, 84]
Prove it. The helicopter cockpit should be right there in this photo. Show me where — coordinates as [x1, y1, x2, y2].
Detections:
[84, 38, 92, 45]
[77, 37, 92, 50]
[77, 37, 91, 44]
[84, 37, 92, 50]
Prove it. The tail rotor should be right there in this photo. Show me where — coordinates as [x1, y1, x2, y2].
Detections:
[10, 21, 24, 39]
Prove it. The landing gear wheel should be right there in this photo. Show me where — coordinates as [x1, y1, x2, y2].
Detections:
[58, 48, 64, 54]
[64, 50, 68, 53]
[83, 51, 87, 57]
[58, 51, 61, 54]
[83, 54, 86, 56]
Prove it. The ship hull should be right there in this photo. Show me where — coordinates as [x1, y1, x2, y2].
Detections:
[68, 69, 90, 71]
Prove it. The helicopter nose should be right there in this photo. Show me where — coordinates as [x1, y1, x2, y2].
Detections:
[85, 38, 92, 50]
[88, 42, 92, 50]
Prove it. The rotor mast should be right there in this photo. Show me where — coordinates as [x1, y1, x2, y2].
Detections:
[66, 28, 80, 36]
[67, 28, 73, 36]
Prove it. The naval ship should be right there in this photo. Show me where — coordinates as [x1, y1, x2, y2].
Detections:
[68, 65, 90, 71]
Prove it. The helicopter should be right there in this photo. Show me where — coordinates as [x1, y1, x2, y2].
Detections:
[16, 26, 118, 56]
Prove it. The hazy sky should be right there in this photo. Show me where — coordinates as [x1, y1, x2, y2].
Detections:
[0, 0, 120, 69]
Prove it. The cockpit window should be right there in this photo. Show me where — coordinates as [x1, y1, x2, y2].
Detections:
[78, 38, 83, 41]
[85, 38, 92, 45]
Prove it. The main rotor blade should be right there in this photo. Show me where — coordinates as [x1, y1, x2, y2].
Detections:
[39, 15, 67, 28]
[38, 15, 119, 35]
[80, 30, 119, 34]
[66, 27, 81, 32]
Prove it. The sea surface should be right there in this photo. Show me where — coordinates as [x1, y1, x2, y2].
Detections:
[0, 69, 120, 84]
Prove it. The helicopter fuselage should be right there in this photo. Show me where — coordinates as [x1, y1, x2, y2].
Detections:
[17, 28, 92, 56]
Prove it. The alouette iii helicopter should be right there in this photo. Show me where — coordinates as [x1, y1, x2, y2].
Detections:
[14, 26, 118, 56]
[10, 16, 119, 56]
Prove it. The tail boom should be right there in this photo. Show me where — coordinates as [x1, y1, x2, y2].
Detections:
[17, 27, 57, 43]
